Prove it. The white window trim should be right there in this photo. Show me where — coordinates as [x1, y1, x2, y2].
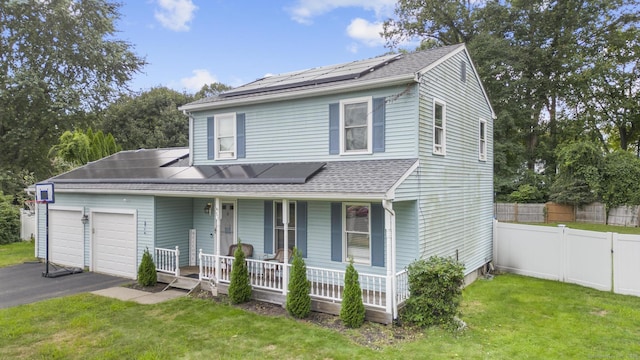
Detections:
[479, 118, 487, 161]
[339, 96, 373, 155]
[432, 99, 446, 155]
[274, 201, 296, 251]
[215, 112, 237, 160]
[342, 202, 371, 265]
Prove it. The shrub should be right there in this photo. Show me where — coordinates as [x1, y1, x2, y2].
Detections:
[137, 248, 157, 286]
[228, 240, 252, 304]
[400, 256, 465, 329]
[340, 259, 365, 328]
[0, 191, 20, 244]
[286, 248, 311, 318]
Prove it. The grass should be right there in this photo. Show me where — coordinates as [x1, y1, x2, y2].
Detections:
[524, 221, 640, 234]
[1, 273, 639, 359]
[0, 241, 37, 267]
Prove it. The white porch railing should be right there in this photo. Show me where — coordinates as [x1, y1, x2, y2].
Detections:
[306, 266, 387, 309]
[155, 246, 180, 276]
[395, 269, 410, 306]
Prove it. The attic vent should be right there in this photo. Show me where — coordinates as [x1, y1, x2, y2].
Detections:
[460, 61, 467, 83]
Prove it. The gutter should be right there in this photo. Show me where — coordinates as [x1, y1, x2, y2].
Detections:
[179, 74, 416, 112]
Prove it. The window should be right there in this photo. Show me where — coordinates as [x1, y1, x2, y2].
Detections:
[479, 118, 487, 161]
[215, 113, 236, 159]
[274, 201, 296, 250]
[340, 97, 372, 154]
[433, 100, 446, 155]
[344, 203, 370, 264]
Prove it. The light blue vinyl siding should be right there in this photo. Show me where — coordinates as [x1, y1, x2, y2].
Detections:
[36, 193, 154, 269]
[155, 197, 193, 266]
[191, 85, 418, 165]
[192, 198, 215, 255]
[395, 200, 419, 270]
[414, 50, 494, 274]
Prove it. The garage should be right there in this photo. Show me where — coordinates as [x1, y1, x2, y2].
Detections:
[49, 208, 85, 268]
[91, 211, 137, 279]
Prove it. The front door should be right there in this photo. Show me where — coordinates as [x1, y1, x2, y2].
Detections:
[220, 202, 236, 255]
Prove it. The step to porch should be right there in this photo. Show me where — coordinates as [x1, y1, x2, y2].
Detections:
[162, 276, 201, 294]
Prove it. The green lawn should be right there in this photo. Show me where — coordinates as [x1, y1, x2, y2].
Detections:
[0, 241, 37, 267]
[1, 274, 639, 359]
[523, 221, 640, 234]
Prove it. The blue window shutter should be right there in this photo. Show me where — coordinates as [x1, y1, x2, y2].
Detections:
[237, 113, 246, 158]
[331, 202, 342, 262]
[371, 203, 385, 267]
[264, 201, 273, 254]
[296, 201, 307, 258]
[207, 117, 215, 160]
[329, 103, 339, 154]
[373, 97, 385, 153]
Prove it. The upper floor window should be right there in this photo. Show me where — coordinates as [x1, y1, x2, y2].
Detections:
[344, 203, 370, 265]
[479, 118, 487, 161]
[215, 113, 236, 159]
[340, 97, 372, 154]
[433, 99, 446, 155]
[274, 201, 296, 251]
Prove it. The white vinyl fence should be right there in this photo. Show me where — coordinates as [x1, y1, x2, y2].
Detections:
[494, 220, 640, 296]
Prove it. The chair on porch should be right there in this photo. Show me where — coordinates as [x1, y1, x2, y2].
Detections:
[222, 243, 254, 279]
[263, 248, 293, 281]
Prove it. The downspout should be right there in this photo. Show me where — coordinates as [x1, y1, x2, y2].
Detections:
[183, 110, 194, 166]
[382, 198, 397, 319]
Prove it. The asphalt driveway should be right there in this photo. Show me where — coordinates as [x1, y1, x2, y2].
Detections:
[0, 262, 130, 309]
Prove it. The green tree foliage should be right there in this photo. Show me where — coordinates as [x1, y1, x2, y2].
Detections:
[0, 191, 20, 244]
[100, 87, 194, 150]
[49, 128, 121, 166]
[340, 260, 365, 328]
[602, 151, 640, 209]
[400, 256, 465, 329]
[194, 82, 233, 100]
[383, 0, 639, 200]
[228, 241, 252, 304]
[0, 169, 35, 205]
[549, 141, 604, 206]
[286, 248, 311, 319]
[137, 248, 157, 287]
[0, 0, 145, 181]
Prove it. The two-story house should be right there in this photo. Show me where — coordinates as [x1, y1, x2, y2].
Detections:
[34, 44, 494, 323]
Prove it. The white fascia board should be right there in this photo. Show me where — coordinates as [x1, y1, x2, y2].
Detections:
[53, 188, 386, 202]
[179, 74, 416, 112]
[384, 159, 420, 200]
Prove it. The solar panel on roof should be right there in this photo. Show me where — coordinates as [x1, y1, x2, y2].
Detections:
[221, 53, 401, 97]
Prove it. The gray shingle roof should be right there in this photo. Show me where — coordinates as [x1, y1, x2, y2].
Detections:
[49, 148, 417, 199]
[184, 44, 465, 108]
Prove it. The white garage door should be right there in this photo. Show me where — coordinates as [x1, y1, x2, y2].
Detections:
[49, 209, 84, 268]
[92, 211, 137, 279]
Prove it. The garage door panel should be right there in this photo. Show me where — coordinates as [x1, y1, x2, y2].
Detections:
[49, 209, 84, 268]
[92, 212, 136, 279]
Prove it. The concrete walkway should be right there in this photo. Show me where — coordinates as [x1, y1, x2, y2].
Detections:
[91, 287, 187, 304]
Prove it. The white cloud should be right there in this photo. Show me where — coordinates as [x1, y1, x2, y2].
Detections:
[154, 0, 197, 32]
[346, 18, 385, 47]
[180, 69, 217, 92]
[287, 0, 395, 24]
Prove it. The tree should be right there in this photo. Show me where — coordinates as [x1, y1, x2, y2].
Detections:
[549, 141, 604, 206]
[602, 151, 640, 210]
[0, 191, 20, 244]
[0, 0, 145, 181]
[340, 259, 365, 328]
[228, 240, 252, 304]
[49, 128, 121, 166]
[194, 82, 233, 100]
[286, 248, 311, 319]
[100, 87, 194, 150]
[137, 248, 157, 287]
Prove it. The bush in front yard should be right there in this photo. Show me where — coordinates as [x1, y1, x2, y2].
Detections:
[0, 191, 20, 245]
[340, 259, 365, 328]
[400, 255, 465, 329]
[286, 248, 311, 318]
[138, 248, 157, 286]
[228, 240, 252, 304]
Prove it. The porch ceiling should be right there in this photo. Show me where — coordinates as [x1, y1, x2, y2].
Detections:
[45, 149, 418, 200]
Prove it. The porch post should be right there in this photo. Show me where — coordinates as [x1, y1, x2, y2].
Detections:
[214, 198, 221, 285]
[282, 198, 289, 295]
[383, 199, 396, 318]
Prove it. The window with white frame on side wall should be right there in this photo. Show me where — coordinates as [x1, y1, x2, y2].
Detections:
[343, 203, 371, 265]
[274, 201, 296, 251]
[215, 112, 236, 159]
[479, 118, 487, 161]
[340, 96, 372, 154]
[433, 99, 446, 155]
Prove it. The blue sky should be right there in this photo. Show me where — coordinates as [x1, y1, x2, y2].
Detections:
[116, 0, 413, 93]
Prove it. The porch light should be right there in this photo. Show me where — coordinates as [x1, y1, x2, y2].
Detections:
[81, 214, 89, 224]
[204, 203, 212, 215]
